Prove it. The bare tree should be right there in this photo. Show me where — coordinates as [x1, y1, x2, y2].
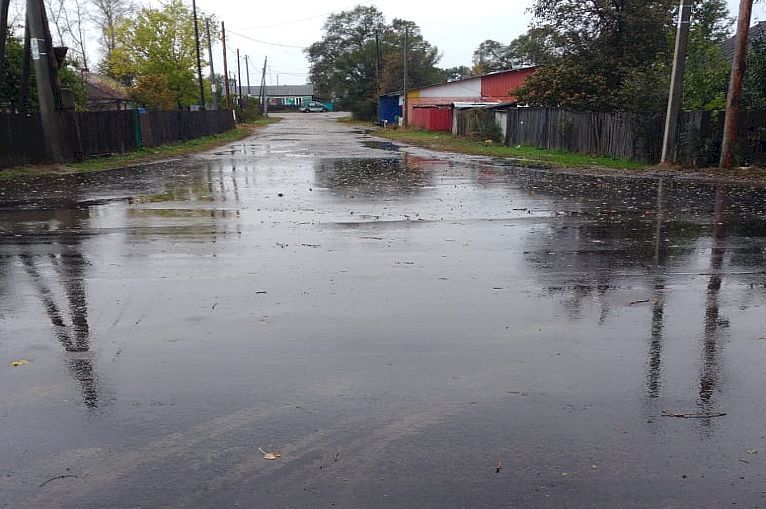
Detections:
[42, 0, 90, 69]
[44, 0, 68, 46]
[89, 0, 132, 59]
[62, 0, 89, 69]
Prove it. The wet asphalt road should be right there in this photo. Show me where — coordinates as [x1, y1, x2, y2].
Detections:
[1, 112, 766, 508]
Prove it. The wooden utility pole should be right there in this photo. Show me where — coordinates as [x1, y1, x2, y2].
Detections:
[402, 27, 408, 127]
[205, 18, 217, 109]
[27, 0, 65, 160]
[245, 55, 250, 93]
[374, 30, 381, 122]
[191, 0, 205, 109]
[260, 56, 268, 115]
[661, 0, 692, 165]
[720, 0, 754, 168]
[236, 48, 242, 109]
[221, 21, 231, 110]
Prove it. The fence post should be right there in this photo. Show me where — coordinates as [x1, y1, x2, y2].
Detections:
[134, 109, 143, 150]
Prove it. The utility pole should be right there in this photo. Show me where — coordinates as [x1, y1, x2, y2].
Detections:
[221, 21, 231, 110]
[260, 56, 268, 115]
[205, 18, 217, 109]
[661, 0, 692, 165]
[236, 48, 242, 109]
[191, 0, 205, 110]
[720, 0, 754, 168]
[402, 27, 409, 127]
[245, 55, 250, 95]
[26, 0, 65, 160]
[375, 30, 381, 123]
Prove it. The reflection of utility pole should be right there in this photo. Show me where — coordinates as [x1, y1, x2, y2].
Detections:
[192, 0, 205, 110]
[402, 27, 409, 127]
[720, 0, 755, 168]
[647, 179, 666, 398]
[205, 19, 218, 109]
[661, 0, 692, 165]
[221, 21, 231, 110]
[26, 0, 66, 160]
[698, 186, 728, 412]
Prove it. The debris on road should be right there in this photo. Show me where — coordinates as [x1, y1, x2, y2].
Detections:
[39, 475, 78, 487]
[10, 360, 29, 367]
[333, 451, 340, 462]
[258, 448, 282, 460]
[662, 410, 727, 419]
[496, 460, 503, 473]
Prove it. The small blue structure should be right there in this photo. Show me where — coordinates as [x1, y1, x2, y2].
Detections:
[379, 93, 402, 125]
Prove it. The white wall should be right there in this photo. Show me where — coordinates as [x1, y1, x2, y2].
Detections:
[418, 78, 481, 98]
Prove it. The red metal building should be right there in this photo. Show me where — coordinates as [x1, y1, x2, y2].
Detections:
[480, 67, 537, 101]
[405, 67, 537, 128]
[411, 106, 453, 132]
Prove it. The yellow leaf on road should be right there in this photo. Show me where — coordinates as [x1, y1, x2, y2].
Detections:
[258, 448, 282, 460]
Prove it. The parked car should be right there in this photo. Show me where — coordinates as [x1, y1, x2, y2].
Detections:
[301, 101, 328, 113]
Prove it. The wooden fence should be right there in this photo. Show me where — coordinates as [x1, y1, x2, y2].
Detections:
[0, 109, 235, 169]
[140, 110, 235, 147]
[494, 107, 766, 166]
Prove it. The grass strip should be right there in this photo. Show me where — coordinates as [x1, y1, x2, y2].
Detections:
[374, 128, 646, 170]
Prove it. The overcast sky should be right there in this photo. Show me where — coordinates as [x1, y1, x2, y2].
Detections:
[198, 0, 766, 86]
[9, 0, 766, 86]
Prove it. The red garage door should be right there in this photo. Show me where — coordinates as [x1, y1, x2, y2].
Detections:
[411, 107, 452, 132]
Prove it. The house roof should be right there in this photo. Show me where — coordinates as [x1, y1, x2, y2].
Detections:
[244, 84, 314, 97]
[721, 21, 766, 62]
[409, 67, 537, 94]
[84, 72, 129, 102]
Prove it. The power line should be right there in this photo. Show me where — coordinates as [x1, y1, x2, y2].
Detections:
[230, 2, 371, 30]
[226, 29, 305, 49]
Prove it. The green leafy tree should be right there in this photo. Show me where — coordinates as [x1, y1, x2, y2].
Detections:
[471, 39, 514, 74]
[1, 27, 85, 111]
[507, 27, 558, 66]
[518, 0, 732, 112]
[306, 6, 441, 119]
[440, 65, 474, 82]
[379, 19, 442, 95]
[108, 0, 209, 109]
[518, 0, 675, 110]
[742, 33, 766, 109]
[1, 28, 30, 111]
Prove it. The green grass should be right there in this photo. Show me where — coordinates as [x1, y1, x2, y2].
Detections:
[336, 115, 368, 125]
[0, 117, 282, 180]
[375, 128, 647, 170]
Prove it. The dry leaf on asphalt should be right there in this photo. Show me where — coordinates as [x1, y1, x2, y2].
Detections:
[258, 448, 282, 460]
[10, 360, 29, 367]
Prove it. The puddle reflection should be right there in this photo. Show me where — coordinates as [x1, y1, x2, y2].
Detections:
[6, 208, 100, 408]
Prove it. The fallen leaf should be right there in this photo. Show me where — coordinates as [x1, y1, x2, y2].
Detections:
[747, 449, 758, 455]
[258, 448, 281, 460]
[10, 360, 29, 367]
